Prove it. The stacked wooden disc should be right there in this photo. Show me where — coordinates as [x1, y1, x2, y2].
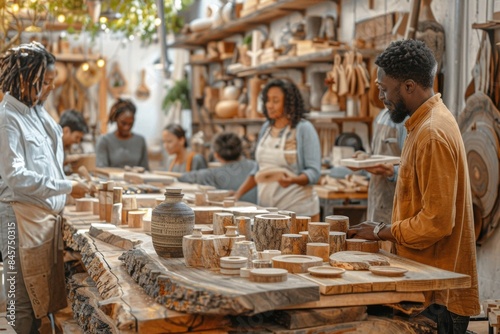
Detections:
[249, 268, 288, 283]
[272, 255, 323, 273]
[220, 256, 248, 275]
[458, 91, 500, 243]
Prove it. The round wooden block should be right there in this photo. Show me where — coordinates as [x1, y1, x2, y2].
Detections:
[280, 234, 304, 255]
[345, 239, 379, 253]
[252, 260, 272, 268]
[220, 256, 248, 265]
[325, 215, 349, 233]
[296, 216, 311, 232]
[369, 266, 408, 277]
[249, 268, 288, 283]
[308, 222, 330, 243]
[307, 266, 346, 278]
[220, 268, 241, 275]
[182, 235, 204, 267]
[306, 243, 330, 262]
[271, 255, 323, 273]
[75, 198, 94, 212]
[240, 267, 251, 278]
[329, 231, 346, 254]
[253, 214, 291, 251]
[329, 251, 390, 270]
[127, 210, 146, 228]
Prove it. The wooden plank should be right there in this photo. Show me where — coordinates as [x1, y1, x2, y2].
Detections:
[280, 291, 425, 310]
[272, 306, 367, 329]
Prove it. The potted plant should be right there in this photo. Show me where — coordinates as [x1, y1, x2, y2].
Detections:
[162, 78, 191, 112]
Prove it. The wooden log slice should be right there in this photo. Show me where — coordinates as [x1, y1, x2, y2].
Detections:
[308, 222, 330, 243]
[329, 231, 346, 254]
[346, 239, 379, 253]
[458, 91, 500, 242]
[329, 251, 389, 270]
[296, 216, 311, 232]
[128, 210, 146, 228]
[325, 215, 349, 233]
[272, 255, 323, 273]
[249, 268, 288, 283]
[182, 234, 204, 267]
[306, 242, 330, 261]
[280, 234, 304, 255]
[253, 214, 291, 251]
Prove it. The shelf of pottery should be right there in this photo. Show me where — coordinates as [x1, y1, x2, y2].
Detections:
[172, 0, 378, 159]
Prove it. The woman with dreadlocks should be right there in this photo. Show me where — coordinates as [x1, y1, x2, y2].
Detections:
[95, 98, 150, 170]
[0, 42, 89, 333]
[234, 79, 321, 220]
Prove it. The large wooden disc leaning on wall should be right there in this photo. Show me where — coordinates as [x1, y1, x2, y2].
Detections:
[458, 91, 500, 244]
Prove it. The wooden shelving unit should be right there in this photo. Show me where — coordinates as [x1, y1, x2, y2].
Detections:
[169, 0, 338, 49]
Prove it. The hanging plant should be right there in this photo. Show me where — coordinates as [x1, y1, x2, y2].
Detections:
[0, 0, 194, 52]
[162, 78, 190, 111]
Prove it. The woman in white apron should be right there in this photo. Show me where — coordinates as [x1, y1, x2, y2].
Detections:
[235, 79, 321, 221]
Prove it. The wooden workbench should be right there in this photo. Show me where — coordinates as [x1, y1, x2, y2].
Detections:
[62, 207, 470, 333]
[314, 185, 368, 221]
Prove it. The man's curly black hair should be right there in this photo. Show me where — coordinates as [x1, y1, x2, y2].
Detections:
[261, 78, 304, 128]
[375, 39, 437, 89]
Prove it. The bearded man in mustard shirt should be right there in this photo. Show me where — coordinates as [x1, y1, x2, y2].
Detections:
[348, 39, 480, 334]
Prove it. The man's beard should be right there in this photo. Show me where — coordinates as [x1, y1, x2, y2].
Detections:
[390, 98, 410, 124]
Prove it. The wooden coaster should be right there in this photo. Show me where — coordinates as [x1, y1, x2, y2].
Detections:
[249, 268, 288, 283]
[220, 256, 248, 269]
[307, 266, 346, 278]
[272, 255, 323, 273]
[329, 251, 389, 270]
[369, 266, 408, 277]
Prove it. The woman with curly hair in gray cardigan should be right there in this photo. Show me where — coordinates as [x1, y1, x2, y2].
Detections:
[234, 79, 321, 220]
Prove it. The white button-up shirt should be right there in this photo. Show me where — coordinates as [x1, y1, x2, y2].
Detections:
[0, 93, 72, 213]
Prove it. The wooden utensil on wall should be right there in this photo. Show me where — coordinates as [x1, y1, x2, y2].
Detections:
[135, 69, 150, 100]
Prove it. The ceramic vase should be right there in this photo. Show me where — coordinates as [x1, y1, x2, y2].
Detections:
[151, 188, 194, 258]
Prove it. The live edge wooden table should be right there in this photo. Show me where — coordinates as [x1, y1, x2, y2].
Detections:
[62, 208, 471, 334]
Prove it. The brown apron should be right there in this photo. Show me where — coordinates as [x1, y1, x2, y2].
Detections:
[11, 202, 67, 319]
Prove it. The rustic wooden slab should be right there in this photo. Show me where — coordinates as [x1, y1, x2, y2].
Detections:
[72, 235, 232, 333]
[120, 246, 320, 315]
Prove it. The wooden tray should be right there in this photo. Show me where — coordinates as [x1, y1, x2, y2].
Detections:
[369, 266, 408, 277]
[339, 155, 401, 168]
